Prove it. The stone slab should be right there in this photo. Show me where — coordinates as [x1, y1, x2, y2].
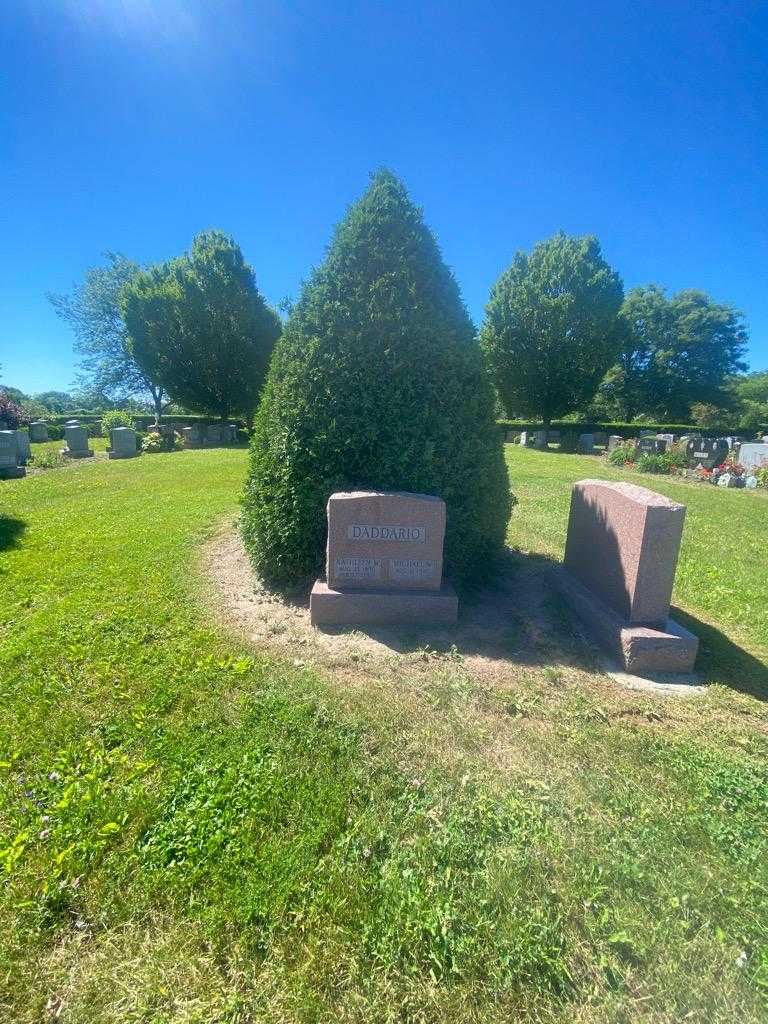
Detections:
[16, 431, 31, 465]
[555, 566, 698, 674]
[0, 430, 19, 470]
[326, 491, 446, 591]
[310, 580, 458, 628]
[564, 479, 685, 627]
[737, 442, 768, 472]
[60, 448, 94, 459]
[0, 465, 26, 479]
[29, 421, 48, 442]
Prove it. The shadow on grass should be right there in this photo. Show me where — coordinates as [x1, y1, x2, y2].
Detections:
[0, 516, 26, 553]
[310, 547, 768, 701]
[315, 549, 603, 675]
[672, 607, 768, 702]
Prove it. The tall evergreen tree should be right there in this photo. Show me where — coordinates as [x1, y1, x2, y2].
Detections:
[242, 171, 510, 588]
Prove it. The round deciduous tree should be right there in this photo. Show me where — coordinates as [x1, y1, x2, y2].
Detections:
[242, 170, 510, 588]
[121, 231, 281, 423]
[480, 232, 624, 430]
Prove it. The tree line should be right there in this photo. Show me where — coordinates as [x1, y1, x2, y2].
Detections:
[1, 174, 763, 433]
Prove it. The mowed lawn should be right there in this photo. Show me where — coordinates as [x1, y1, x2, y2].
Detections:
[1, 448, 767, 1023]
[505, 445, 768, 689]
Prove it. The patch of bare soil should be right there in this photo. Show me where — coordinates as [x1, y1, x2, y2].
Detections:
[200, 520, 595, 685]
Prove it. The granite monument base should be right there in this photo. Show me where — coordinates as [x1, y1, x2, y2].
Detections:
[310, 580, 458, 628]
[61, 449, 94, 459]
[0, 466, 26, 479]
[555, 567, 698, 674]
[107, 450, 137, 459]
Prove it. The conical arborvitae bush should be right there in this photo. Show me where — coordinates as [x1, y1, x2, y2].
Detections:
[241, 171, 511, 588]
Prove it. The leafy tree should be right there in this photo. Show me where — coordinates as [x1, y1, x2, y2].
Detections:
[0, 386, 27, 404]
[241, 170, 510, 588]
[121, 231, 281, 422]
[690, 402, 736, 432]
[604, 286, 749, 421]
[0, 392, 23, 429]
[480, 233, 624, 429]
[48, 252, 168, 422]
[33, 390, 75, 413]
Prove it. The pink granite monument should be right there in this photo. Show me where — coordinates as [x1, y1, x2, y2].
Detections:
[310, 491, 458, 627]
[559, 479, 698, 674]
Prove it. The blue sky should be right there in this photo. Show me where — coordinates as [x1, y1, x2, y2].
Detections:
[1, 0, 767, 394]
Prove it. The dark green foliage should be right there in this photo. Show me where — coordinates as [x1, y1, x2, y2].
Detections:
[602, 285, 749, 421]
[242, 171, 510, 588]
[121, 231, 281, 422]
[480, 233, 624, 427]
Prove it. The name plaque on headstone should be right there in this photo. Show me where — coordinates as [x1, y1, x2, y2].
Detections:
[347, 524, 426, 542]
[326, 491, 445, 590]
[334, 556, 382, 579]
[390, 558, 438, 581]
[685, 437, 728, 469]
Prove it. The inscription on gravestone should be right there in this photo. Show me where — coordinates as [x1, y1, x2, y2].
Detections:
[326, 491, 444, 590]
[685, 437, 728, 469]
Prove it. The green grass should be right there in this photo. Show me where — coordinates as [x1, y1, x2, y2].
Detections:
[1, 449, 767, 1022]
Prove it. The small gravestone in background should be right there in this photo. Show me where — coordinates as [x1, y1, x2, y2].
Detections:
[108, 427, 138, 460]
[29, 420, 48, 442]
[310, 491, 458, 627]
[685, 437, 728, 469]
[519, 431, 533, 447]
[16, 430, 31, 466]
[737, 442, 768, 473]
[607, 435, 623, 452]
[657, 433, 676, 444]
[0, 430, 25, 479]
[206, 424, 224, 446]
[227, 424, 238, 443]
[593, 431, 608, 446]
[557, 479, 698, 674]
[182, 425, 205, 448]
[61, 424, 93, 459]
[636, 437, 667, 456]
[533, 430, 547, 449]
[578, 433, 595, 453]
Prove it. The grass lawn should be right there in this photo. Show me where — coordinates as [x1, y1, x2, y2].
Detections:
[1, 449, 767, 1023]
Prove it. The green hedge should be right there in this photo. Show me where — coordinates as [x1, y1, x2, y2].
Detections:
[45, 412, 248, 429]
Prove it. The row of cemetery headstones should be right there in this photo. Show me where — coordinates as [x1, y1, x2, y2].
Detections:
[1, 420, 243, 477]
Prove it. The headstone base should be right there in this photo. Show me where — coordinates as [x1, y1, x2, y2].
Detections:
[0, 466, 26, 479]
[61, 449, 94, 459]
[107, 450, 137, 459]
[555, 567, 698, 675]
[310, 580, 458, 628]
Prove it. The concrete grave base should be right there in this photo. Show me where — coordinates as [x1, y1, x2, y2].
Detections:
[310, 580, 458, 628]
[555, 567, 698, 675]
[61, 449, 94, 459]
[0, 466, 26, 479]
[107, 451, 138, 459]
